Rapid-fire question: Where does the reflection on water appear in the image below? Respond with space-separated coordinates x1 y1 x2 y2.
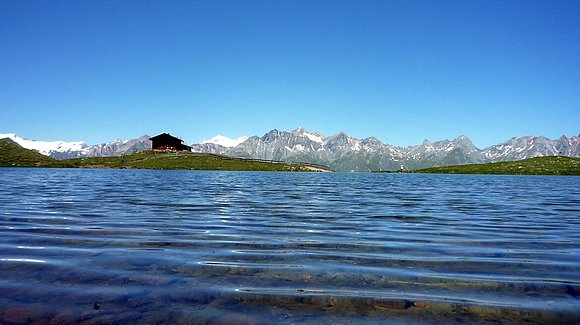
0 168 579 324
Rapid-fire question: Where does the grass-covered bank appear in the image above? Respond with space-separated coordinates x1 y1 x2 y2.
0 138 66 167
0 139 331 172
415 156 580 175
66 151 331 172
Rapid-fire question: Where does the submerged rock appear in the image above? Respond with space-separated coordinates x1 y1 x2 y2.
373 299 412 310
413 301 430 308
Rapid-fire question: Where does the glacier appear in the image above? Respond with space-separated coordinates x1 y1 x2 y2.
201 135 249 148
0 133 87 156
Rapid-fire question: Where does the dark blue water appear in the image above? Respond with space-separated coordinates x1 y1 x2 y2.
0 168 579 324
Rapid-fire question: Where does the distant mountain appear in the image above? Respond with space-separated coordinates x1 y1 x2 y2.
194 128 580 172
481 135 580 161
194 128 489 171
189 143 229 155
189 135 250 155
0 133 151 159
81 135 151 159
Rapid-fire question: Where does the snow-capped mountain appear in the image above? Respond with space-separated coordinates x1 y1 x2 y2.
194 128 490 171
191 128 580 171
189 143 228 155
81 135 152 159
482 135 580 161
0 133 151 159
189 135 250 155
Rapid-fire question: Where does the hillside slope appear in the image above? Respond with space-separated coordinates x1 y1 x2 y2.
416 156 580 175
0 138 62 167
0 142 330 172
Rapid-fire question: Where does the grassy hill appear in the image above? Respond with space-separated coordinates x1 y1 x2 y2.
0 138 64 167
64 151 331 171
415 156 580 175
0 140 331 172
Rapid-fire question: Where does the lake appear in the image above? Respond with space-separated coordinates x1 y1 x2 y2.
0 168 579 324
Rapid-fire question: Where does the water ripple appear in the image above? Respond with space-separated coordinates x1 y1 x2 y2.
0 168 579 324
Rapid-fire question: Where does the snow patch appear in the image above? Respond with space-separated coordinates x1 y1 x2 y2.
202 135 249 148
293 127 325 144
304 132 324 144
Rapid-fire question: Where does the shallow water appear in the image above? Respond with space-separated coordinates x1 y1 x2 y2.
0 168 579 324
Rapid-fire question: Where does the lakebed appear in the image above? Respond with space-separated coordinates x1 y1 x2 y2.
0 168 579 324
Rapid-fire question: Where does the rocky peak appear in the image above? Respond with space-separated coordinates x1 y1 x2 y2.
452 135 478 152
292 127 308 134
361 137 382 145
261 129 284 142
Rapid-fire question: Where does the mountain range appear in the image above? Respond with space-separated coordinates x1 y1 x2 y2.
0 133 152 160
194 128 580 171
2 129 579 172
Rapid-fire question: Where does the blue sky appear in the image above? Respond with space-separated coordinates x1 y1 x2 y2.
1 0 579 148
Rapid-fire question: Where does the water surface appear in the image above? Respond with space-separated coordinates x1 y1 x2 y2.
0 168 579 324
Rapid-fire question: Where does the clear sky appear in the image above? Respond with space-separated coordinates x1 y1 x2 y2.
1 0 579 148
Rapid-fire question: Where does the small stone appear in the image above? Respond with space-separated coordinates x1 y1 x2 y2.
374 299 411 310
414 301 430 308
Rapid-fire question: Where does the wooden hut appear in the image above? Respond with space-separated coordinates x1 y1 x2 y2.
150 133 192 152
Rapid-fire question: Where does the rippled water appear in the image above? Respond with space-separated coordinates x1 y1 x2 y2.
0 168 579 324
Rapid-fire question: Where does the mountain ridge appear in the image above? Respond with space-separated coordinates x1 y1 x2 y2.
195 128 580 171
0 133 152 159
2 129 579 171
